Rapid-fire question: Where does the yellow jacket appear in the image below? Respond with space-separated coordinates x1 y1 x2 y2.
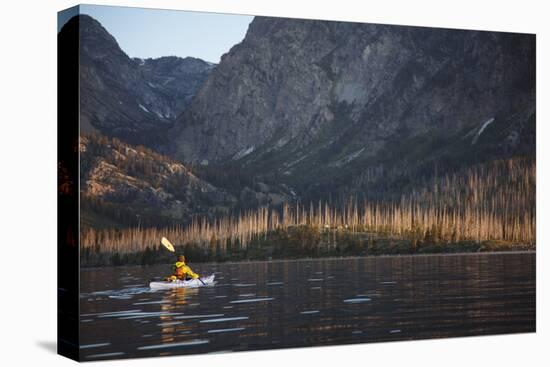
172 261 199 280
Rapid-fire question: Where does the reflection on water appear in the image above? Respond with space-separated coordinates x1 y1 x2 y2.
79 253 535 360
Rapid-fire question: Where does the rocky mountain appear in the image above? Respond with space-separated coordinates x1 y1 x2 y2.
170 17 535 200
61 14 535 226
79 133 293 228
79 133 236 228
135 56 215 118
73 15 214 146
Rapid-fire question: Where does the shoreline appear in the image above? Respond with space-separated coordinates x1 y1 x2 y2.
80 249 536 270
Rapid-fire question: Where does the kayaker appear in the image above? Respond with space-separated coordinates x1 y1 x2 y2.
166 255 199 281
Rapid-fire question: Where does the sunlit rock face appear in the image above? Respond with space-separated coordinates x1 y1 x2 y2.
79 134 236 227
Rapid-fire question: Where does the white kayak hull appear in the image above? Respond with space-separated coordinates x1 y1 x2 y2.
149 274 216 289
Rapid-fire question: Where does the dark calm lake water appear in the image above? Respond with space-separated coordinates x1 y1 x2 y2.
79 252 535 360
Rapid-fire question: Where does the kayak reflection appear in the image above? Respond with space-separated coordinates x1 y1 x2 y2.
157 287 199 346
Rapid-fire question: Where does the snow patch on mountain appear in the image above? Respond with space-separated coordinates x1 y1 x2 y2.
330 148 366 167
233 146 255 160
472 117 495 145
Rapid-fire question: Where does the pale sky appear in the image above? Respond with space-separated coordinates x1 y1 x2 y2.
58 4 254 64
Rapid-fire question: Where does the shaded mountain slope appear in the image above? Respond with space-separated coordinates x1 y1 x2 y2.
60 15 214 147
170 17 535 200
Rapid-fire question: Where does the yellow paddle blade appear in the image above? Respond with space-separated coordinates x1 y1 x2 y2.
161 237 175 252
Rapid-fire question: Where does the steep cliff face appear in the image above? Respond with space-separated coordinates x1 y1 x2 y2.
136 56 215 118
170 17 535 198
75 15 213 146
63 13 535 218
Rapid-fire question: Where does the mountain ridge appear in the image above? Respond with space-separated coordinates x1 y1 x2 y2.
64 13 535 228
69 14 215 147
168 16 535 200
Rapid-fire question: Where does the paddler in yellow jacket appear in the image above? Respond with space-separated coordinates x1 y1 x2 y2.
166 255 199 281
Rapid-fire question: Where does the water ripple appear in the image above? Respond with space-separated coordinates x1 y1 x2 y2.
343 298 371 303
137 339 210 350
230 297 274 304
207 327 245 333
200 316 249 323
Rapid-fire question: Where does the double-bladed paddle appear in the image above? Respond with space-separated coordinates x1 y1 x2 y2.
160 237 205 285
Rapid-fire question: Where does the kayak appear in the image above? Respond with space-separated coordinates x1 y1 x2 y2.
149 274 216 290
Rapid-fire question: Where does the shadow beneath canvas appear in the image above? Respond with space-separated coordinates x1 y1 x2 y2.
36 340 57 354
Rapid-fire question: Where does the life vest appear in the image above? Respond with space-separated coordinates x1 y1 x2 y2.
173 261 199 279
174 261 186 277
